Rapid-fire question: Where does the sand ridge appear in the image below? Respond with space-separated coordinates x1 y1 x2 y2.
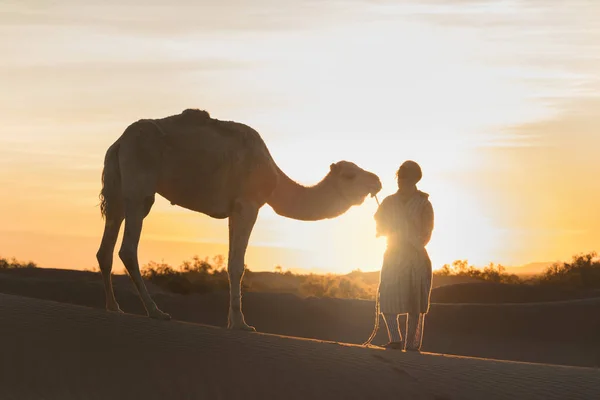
0 293 598 400
1 268 599 368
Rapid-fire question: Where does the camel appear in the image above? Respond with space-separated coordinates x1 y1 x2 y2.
96 108 382 331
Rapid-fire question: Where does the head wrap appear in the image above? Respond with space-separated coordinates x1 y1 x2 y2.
396 160 422 183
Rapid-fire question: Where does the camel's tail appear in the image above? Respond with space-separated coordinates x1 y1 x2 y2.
99 142 122 220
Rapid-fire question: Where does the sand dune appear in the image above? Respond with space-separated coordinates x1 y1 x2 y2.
431 281 600 304
1 268 600 368
1 293 599 400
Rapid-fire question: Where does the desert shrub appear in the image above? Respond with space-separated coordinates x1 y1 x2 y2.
141 255 233 295
299 273 376 300
0 257 38 269
535 252 600 290
435 260 520 284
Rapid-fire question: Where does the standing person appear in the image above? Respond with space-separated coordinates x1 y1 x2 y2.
365 160 434 351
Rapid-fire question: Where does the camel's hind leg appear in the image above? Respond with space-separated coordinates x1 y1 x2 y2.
119 196 171 320
96 211 124 313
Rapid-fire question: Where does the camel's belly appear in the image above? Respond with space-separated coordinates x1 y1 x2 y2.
156 166 236 218
156 155 275 218
152 123 277 216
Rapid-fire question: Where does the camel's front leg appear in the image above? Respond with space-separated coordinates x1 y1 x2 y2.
227 199 259 331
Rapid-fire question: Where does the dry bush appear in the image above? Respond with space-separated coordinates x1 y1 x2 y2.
141 255 232 295
434 260 521 284
0 257 38 269
299 273 376 300
535 252 600 290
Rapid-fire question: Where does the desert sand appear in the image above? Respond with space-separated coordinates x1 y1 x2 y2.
1 291 599 400
1 268 599 368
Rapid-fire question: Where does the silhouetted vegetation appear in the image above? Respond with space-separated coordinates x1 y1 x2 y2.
3 251 600 301
141 255 232 295
434 260 521 284
433 252 600 293
140 257 378 299
134 251 600 299
299 272 376 300
0 257 38 269
534 252 600 290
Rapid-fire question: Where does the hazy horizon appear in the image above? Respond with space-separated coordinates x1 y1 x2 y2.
1 1 599 273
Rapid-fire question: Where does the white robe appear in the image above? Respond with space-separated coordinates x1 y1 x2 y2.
375 190 434 315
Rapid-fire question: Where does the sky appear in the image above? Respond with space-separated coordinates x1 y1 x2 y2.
1 0 599 274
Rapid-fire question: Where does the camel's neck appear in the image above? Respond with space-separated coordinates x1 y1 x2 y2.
266 167 352 221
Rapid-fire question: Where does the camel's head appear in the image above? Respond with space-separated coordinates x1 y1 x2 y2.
329 161 382 206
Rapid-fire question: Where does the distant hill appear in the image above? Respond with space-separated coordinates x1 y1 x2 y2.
244 271 304 293
504 262 554 277
431 282 600 304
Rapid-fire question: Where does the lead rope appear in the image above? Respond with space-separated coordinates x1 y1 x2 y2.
373 193 380 206
362 285 381 346
363 193 382 346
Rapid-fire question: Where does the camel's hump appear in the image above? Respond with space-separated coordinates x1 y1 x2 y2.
181 108 211 119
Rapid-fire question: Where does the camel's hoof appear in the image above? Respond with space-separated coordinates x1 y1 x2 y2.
106 305 124 314
149 309 171 321
228 322 256 332
240 324 256 332
405 347 421 353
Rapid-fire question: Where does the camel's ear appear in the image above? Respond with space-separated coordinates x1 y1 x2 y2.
330 163 338 173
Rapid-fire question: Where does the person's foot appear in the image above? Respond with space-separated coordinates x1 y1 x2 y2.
382 341 404 350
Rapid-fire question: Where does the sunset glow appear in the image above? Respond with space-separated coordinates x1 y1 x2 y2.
1 1 599 273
